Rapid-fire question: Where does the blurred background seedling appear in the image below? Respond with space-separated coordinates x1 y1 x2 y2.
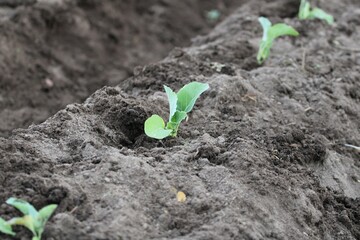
206 9 221 23
298 0 334 25
257 17 299 64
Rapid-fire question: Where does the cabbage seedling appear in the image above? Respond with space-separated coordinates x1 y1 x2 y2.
5 198 57 240
298 0 334 25
144 82 209 139
257 17 299 64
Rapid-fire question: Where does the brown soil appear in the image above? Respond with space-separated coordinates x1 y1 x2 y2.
0 0 244 137
0 0 359 239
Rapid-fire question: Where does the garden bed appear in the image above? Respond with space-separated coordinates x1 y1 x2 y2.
0 0 359 239
0 0 243 137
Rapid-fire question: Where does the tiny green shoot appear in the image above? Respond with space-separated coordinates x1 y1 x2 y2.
144 82 209 139
4 198 57 240
257 17 299 64
298 0 334 25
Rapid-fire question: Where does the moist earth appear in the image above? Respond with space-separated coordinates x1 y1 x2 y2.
0 0 360 239
0 0 244 137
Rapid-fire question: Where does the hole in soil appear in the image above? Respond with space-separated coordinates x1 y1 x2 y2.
105 106 148 146
89 88 149 147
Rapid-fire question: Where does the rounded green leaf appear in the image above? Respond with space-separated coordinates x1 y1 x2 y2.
268 23 299 40
144 115 172 139
176 82 209 113
0 217 16 236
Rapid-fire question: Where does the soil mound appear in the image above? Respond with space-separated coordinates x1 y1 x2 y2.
0 0 359 239
0 0 244 137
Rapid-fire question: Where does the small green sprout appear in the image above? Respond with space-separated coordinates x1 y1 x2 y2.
298 0 334 25
144 82 209 139
0 198 58 240
257 17 299 64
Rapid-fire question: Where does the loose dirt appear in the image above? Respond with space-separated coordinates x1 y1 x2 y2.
0 0 244 137
0 0 359 239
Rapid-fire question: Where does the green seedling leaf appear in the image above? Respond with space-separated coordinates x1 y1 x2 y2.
169 111 188 125
8 216 36 235
259 16 271 41
6 198 38 217
5 198 57 240
298 0 334 24
35 204 57 240
257 17 299 64
38 204 57 222
0 217 16 236
268 23 299 40
144 115 172 139
299 0 311 19
144 81 209 140
310 8 334 25
176 82 210 113
164 85 178 121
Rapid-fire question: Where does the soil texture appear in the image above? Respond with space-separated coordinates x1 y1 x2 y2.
0 0 244 137
0 0 359 239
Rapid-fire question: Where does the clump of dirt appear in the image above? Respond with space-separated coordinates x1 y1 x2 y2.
0 0 359 239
